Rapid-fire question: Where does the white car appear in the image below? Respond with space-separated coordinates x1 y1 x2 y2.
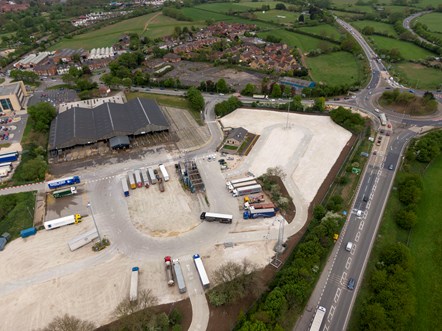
374 108 380 113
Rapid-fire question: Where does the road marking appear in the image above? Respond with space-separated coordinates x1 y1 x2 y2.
340 272 348 286
334 288 342 303
328 305 336 321
355 231 361 241
346 257 352 270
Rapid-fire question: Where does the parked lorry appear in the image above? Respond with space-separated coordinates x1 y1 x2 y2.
127 171 136 189
148 167 157 184
68 228 99 251
0 151 18 163
141 169 150 188
47 175 80 190
244 194 265 204
0 232 11 251
172 259 187 293
20 227 37 238
0 162 12 171
130 267 139 302
193 254 210 288
121 179 129 197
159 164 169 181
228 180 258 192
244 202 275 210
232 184 262 197
44 214 82 230
0 166 10 177
243 208 276 219
226 176 255 189
310 306 327 331
52 186 77 199
200 212 233 224
134 169 143 188
164 256 175 286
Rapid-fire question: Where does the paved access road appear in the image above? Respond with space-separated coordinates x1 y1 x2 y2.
403 11 437 46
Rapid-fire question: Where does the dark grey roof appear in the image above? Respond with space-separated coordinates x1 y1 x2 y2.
227 127 248 141
49 97 169 150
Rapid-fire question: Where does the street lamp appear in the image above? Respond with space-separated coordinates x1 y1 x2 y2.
87 202 102 242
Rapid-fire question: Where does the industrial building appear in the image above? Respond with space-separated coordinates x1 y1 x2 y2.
279 77 316 89
48 97 169 153
0 81 28 113
13 52 52 69
88 47 114 60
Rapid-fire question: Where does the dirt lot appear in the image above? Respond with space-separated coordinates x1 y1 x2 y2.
161 61 265 92
127 165 202 237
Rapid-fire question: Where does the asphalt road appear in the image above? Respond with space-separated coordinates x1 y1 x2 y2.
403 11 436 46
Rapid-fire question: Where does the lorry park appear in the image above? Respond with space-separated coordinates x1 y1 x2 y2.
0 106 353 329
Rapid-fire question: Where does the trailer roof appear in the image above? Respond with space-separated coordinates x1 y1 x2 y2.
204 212 233 219
193 256 210 286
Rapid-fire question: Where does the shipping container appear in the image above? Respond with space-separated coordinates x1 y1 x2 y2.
20 227 37 238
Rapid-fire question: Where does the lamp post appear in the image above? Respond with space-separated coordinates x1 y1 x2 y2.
87 202 102 242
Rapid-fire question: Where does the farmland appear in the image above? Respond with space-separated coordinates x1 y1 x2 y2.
253 10 300 23
51 13 202 50
258 29 335 51
297 24 343 41
192 1 281 13
394 63 442 90
370 35 435 60
350 20 398 37
417 12 442 34
307 51 362 86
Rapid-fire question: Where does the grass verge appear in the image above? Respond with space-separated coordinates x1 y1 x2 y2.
0 191 36 239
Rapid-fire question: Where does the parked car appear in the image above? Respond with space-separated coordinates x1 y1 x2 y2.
388 164 394 170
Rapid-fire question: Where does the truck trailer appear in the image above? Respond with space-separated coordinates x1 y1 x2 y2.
134 169 143 188
127 171 136 189
0 162 12 171
193 254 210 289
0 151 18 163
244 194 265 204
244 202 275 210
310 306 327 331
130 267 139 302
47 176 80 190
164 256 175 286
68 228 99 251
200 212 233 224
141 169 150 188
44 214 82 230
172 259 187 293
0 165 10 177
121 179 129 197
225 176 255 188
232 184 262 197
379 113 387 126
159 164 169 181
228 180 258 192
148 168 157 184
52 186 77 199
243 208 276 219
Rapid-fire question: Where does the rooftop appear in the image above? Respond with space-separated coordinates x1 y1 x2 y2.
0 82 21 96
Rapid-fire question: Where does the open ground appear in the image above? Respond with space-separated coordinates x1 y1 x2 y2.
0 108 351 329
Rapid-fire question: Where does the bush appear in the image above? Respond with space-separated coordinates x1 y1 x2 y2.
214 96 242 117
330 106 366 134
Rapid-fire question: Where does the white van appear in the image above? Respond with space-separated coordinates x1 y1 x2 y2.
346 242 353 252
356 210 362 217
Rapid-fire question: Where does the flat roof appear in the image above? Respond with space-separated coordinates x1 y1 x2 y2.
0 82 20 96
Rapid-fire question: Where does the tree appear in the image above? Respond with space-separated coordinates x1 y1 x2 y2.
121 77 132 88
275 3 286 10
270 84 282 98
241 83 256 96
395 208 417 230
359 303 389 331
27 102 56 133
187 87 205 112
113 289 158 319
362 26 375 35
379 242 412 271
38 314 95 331
312 97 325 112
283 85 291 97
298 14 305 22
216 78 229 93
18 157 47 181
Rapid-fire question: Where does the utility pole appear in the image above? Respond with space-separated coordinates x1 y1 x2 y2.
286 99 290 129
87 202 102 242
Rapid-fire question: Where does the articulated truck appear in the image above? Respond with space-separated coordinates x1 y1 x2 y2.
310 306 327 331
200 212 233 224
244 202 275 210
47 176 80 190
172 259 187 293
164 256 175 286
44 214 82 230
232 184 262 197
130 267 139 302
159 164 169 181
134 169 143 188
243 208 276 219
225 176 255 189
52 186 77 199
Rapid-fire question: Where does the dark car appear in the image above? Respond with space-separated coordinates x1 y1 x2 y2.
363 196 368 202
347 278 356 290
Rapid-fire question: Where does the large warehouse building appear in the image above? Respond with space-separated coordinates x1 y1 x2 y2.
48 97 169 153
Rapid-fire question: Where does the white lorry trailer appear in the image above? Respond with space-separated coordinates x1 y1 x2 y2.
225 176 255 189
310 306 327 331
130 267 139 302
232 184 262 197
44 214 82 230
148 167 157 184
159 164 169 181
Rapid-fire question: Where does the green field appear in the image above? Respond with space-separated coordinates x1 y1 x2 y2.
193 1 281 13
394 63 442 90
418 12 442 33
409 154 442 330
51 13 202 50
253 9 300 23
297 24 343 41
351 20 398 37
307 51 362 85
370 35 435 60
331 10 365 19
0 192 36 239
258 29 335 51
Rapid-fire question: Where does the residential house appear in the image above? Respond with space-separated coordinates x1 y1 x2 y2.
225 127 248 147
